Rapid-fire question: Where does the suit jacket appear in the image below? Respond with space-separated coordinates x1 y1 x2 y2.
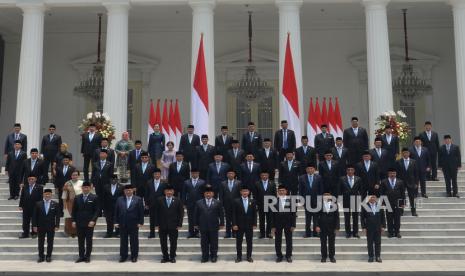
4 133 27 155
22 158 46 185
215 134 233 156
270 198 297 229
232 197 257 229
179 133 201 162
19 184 43 212
295 146 317 171
134 162 156 188
369 148 390 176
81 132 102 157
193 198 225 232
331 146 349 171
219 179 241 210
355 161 380 194
274 129 296 152
54 165 76 189
381 134 399 165
409 146 431 173
339 175 363 207
72 193 100 228
102 183 124 212
206 162 231 193
241 132 262 155
32 200 60 231
314 133 335 159
183 178 206 209
318 160 341 193
225 148 245 177
439 144 462 170
127 149 144 172
5 150 27 177
380 178 405 208
147 133 165 160
315 202 340 232
396 159 419 189
144 179 166 209
154 196 184 230
256 148 279 175
40 134 62 160
168 161 190 195
194 144 215 172
93 147 116 164
91 160 114 190
298 174 323 207
343 127 369 162
255 180 277 208
419 131 440 155
239 162 261 195
279 160 301 193
361 203 386 230
114 195 145 229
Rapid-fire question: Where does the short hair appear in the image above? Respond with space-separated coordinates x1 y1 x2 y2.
201 134 208 139
320 124 327 128
351 117 358 121
301 136 308 140
49 124 56 129
221 126 228 130
444 134 452 139
248 122 255 126
135 140 142 145
14 123 21 128
335 137 343 141
30 148 39 153
187 124 195 129
281 120 288 124
175 151 184 156
425 121 432 125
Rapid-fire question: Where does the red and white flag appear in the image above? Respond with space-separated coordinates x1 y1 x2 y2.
168 100 176 143
321 97 328 129
328 98 337 134
281 33 302 146
147 99 156 141
334 97 344 138
161 99 170 144
314 98 322 134
307 98 317 147
174 99 182 150
191 34 209 137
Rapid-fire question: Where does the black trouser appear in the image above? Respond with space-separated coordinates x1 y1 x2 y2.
386 207 401 235
8 174 21 198
224 206 233 236
43 156 54 178
443 167 458 195
407 187 417 212
104 209 118 235
120 227 139 258
83 155 92 182
77 226 94 258
159 229 178 260
187 207 198 236
320 229 335 259
304 210 317 236
419 171 427 196
22 209 35 236
258 207 272 237
274 226 292 258
200 229 218 259
427 151 438 180
56 186 64 216
236 228 253 258
38 229 55 258
149 208 156 236
344 210 359 235
366 227 381 258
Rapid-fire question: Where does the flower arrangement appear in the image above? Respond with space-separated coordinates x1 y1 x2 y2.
375 110 411 143
79 112 116 143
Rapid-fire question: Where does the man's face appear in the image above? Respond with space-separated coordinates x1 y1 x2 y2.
101 140 109 148
204 191 213 199
201 138 208 144
362 154 371 161
28 177 37 184
227 172 235 179
245 154 254 162
124 188 134 197
402 151 410 158
176 154 184 162
277 188 287 196
388 171 396 178
368 195 377 203
346 168 355 176
221 129 228 135
414 140 422 147
154 124 160 132
63 158 70 165
153 172 161 179
336 140 343 147
374 141 382 148
191 172 200 179
385 128 392 135
286 153 294 160
351 120 359 128
141 156 149 163
30 152 38 159
302 139 308 146
248 125 255 132
14 126 21 133
164 189 174 197
43 192 52 201
187 127 194 134
425 124 432 131
100 152 107 160
89 126 96 132
135 143 142 150
111 178 118 184
445 138 452 144
281 122 288 129
232 143 239 149
263 141 271 148
82 186 92 194
306 167 315 174
14 143 22 150
260 173 269 181
49 127 55 134
324 153 332 161
240 189 250 198
321 127 327 133
214 155 222 162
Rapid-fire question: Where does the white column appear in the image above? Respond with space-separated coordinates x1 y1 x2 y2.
451 0 465 162
103 1 129 140
189 0 216 140
276 0 304 146
15 2 45 150
363 0 394 142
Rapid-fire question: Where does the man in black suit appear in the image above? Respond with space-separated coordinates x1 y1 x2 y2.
114 184 145 263
232 185 257 263
194 184 225 263
133 152 155 198
241 122 262 156
225 140 244 178
381 125 400 169
410 136 431 198
91 149 114 198
179 124 201 165
183 168 205 238
332 137 349 174
81 123 103 181
195 135 215 180
356 150 380 198
271 184 296 263
145 168 166 238
396 148 419 216
32 188 60 263
318 150 341 195
219 169 241 238
72 182 100 263
340 165 363 238
255 171 276 239
53 154 75 215
22 148 46 186
154 184 184 263
168 151 190 197
19 174 43 238
239 152 261 196
215 126 233 157
439 135 462 197
298 164 323 238
5 140 27 200
257 138 279 181
40 124 62 175
102 174 124 238
315 192 339 263
4 123 27 157
380 168 405 238
295 136 317 173
315 124 335 162
92 138 116 164
361 194 385 263
127 140 143 186
419 121 440 181
370 137 390 181
206 152 230 197
343 117 369 165
279 150 301 195
274 120 296 161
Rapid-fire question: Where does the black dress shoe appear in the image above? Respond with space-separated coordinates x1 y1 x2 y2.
433 178 439 181
411 211 418 216
448 193 453 197
148 233 155 239
170 258 176 263
330 257 336 263
345 233 351 238
131 257 137 263
321 258 327 263
37 257 45 263
376 257 382 263
235 257 242 263
104 233 112 238
211 257 217 263
119 257 127 263
455 194 460 198
422 194 428 198
368 257 374 263
396 233 402 238
161 258 169 263
313 232 320 238
201 258 208 263
45 256 52 263
75 258 85 263
85 257 90 263
247 257 253 263
224 234 232 238
14 196 19 200
266 235 273 239
353 234 360 239
286 257 292 263
276 256 283 263
7 197 13 200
